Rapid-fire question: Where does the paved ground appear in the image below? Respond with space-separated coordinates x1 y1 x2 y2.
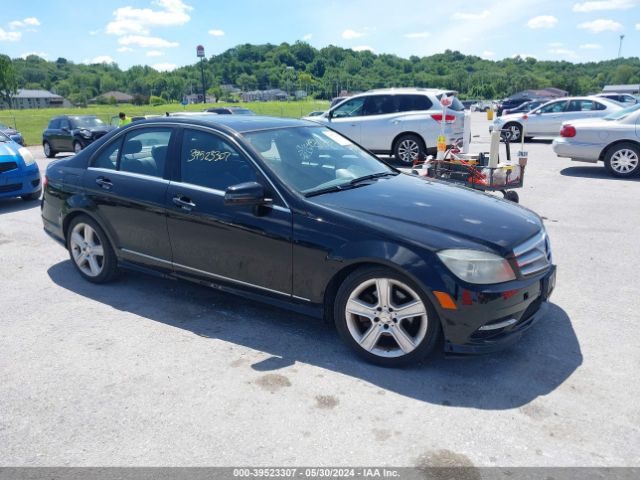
1 112 639 467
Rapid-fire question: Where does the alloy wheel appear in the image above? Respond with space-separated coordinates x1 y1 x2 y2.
344 277 429 358
610 148 639 174
44 142 51 156
506 124 521 142
69 223 105 277
397 139 420 164
74 142 82 154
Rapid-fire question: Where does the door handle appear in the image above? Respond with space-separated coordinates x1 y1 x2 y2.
172 195 196 211
95 177 113 190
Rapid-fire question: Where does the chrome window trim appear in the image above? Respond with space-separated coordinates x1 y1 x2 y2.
87 167 171 184
121 248 303 300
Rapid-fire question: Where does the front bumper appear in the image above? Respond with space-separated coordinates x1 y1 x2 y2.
0 163 41 199
432 265 556 354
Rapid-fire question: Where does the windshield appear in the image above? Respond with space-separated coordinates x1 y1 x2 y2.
243 126 395 195
70 116 105 128
603 103 640 121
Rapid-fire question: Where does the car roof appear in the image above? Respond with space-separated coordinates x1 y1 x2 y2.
134 114 315 134
358 87 457 96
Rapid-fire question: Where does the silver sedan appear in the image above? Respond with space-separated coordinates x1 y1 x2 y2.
491 96 622 142
552 104 640 177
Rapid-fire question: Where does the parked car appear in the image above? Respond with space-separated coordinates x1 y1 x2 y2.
305 88 467 164
43 115 114 158
0 122 25 146
596 93 639 106
41 115 555 367
0 131 41 201
461 100 478 110
330 96 348 107
552 103 640 178
306 111 325 117
502 99 548 116
491 96 622 142
205 107 255 115
471 101 492 112
496 97 532 116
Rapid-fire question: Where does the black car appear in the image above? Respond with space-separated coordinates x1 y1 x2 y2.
205 107 255 115
502 99 548 116
497 98 532 116
0 122 25 145
42 115 114 158
41 115 556 367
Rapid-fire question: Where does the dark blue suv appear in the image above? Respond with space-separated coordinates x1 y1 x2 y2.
42 115 113 158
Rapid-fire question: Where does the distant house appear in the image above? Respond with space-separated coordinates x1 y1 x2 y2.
511 88 568 100
240 89 288 102
602 84 640 94
3 89 72 109
89 91 134 104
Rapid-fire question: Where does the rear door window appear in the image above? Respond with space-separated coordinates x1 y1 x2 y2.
363 95 396 116
91 139 122 171
398 95 432 112
539 101 568 113
119 128 172 178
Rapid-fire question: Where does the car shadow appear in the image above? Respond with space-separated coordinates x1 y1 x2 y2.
525 138 553 144
0 196 40 214
47 261 582 410
560 165 640 181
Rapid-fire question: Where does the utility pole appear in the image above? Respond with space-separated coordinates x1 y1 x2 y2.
618 35 625 58
197 45 206 103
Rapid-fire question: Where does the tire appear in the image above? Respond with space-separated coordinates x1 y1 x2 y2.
394 134 426 165
334 266 441 367
604 142 640 178
67 215 119 284
502 123 522 142
73 141 83 154
21 188 42 201
43 141 56 158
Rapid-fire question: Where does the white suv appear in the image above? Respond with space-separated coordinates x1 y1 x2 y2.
306 88 467 164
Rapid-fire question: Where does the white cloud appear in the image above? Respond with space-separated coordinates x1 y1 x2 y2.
89 29 101 36
580 43 603 48
152 62 177 71
548 42 564 47
106 0 192 36
482 50 496 58
146 50 163 57
573 0 636 12
404 31 430 38
302 34 312 41
342 29 364 39
118 35 179 48
549 48 578 58
21 52 48 59
10 17 40 29
352 45 374 52
636 22 640 30
527 15 558 28
0 28 21 41
208 29 224 36
452 10 490 20
117 47 134 52
578 18 623 32
85 55 115 64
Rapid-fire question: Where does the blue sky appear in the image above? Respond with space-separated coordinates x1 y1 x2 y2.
1 0 639 71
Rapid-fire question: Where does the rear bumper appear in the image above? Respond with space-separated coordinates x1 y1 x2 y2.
434 265 556 355
551 138 600 162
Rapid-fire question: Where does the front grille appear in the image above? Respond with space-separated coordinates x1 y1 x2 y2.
0 162 18 174
513 230 552 277
0 183 22 193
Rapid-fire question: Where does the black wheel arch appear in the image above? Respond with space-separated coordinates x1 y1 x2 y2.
391 131 428 154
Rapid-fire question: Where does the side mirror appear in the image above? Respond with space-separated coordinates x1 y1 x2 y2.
224 181 271 207
327 110 333 122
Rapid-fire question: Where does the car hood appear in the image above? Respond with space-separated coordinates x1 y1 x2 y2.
308 173 542 253
0 142 21 159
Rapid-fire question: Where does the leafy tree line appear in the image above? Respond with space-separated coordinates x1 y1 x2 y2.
2 43 640 106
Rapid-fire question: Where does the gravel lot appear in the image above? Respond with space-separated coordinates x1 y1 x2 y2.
1 112 638 467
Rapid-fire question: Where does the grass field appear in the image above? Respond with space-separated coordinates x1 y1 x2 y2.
0 100 330 146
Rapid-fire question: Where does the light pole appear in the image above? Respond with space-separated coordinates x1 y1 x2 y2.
197 44 206 103
618 35 625 58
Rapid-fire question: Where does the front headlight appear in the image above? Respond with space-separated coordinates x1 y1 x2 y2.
18 147 35 166
79 129 92 139
437 249 516 284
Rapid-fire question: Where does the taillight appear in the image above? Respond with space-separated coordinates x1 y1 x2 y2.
560 125 576 138
431 114 456 123
43 175 48 188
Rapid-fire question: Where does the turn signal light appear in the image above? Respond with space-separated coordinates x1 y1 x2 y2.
431 114 456 123
560 125 576 138
433 291 458 310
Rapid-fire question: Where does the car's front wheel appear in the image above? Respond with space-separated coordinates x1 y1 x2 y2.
73 141 83 154
334 267 441 367
604 142 640 178
67 215 119 283
394 134 425 165
43 141 56 158
502 122 522 142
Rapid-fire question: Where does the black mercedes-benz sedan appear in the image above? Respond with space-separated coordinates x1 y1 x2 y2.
41 115 556 367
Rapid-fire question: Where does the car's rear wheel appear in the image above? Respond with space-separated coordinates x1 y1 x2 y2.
604 143 640 178
43 141 56 158
73 141 83 154
334 266 441 367
394 134 425 165
67 216 119 283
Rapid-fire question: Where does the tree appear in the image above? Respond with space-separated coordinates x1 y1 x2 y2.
0 55 18 108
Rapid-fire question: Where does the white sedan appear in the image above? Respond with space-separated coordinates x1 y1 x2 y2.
552 104 640 178
491 96 622 142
